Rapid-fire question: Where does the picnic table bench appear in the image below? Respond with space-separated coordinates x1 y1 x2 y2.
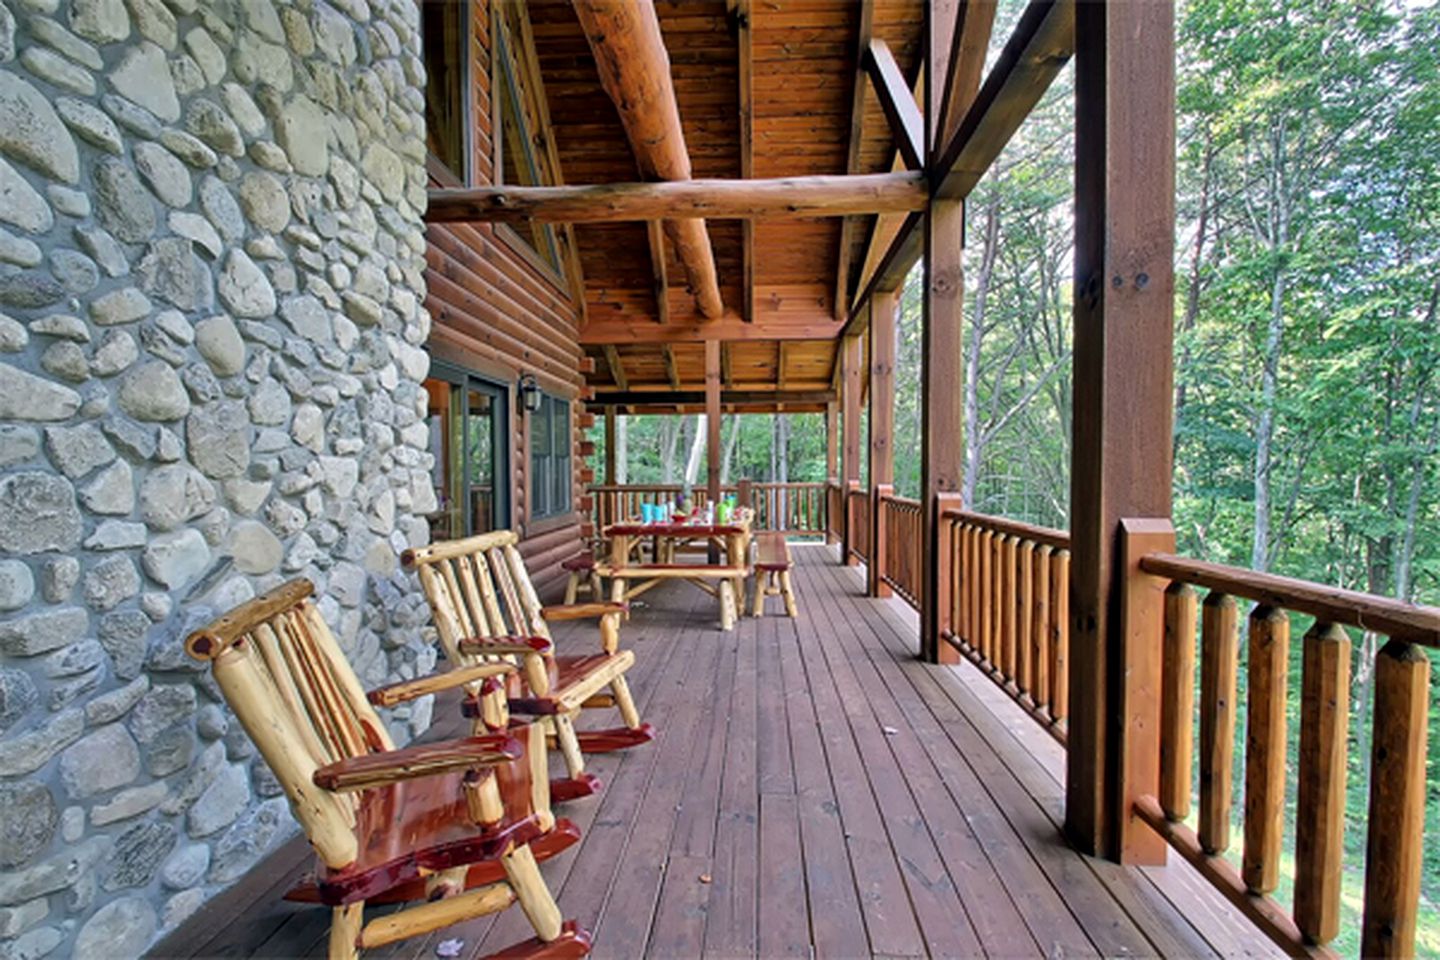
601 511 753 630
751 531 797 618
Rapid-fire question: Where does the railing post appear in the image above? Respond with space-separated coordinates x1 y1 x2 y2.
1116 518 1173 865
842 480 861 567
932 492 964 664
738 478 753 523
870 484 893 598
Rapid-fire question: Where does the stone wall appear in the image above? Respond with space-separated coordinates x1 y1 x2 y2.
0 0 438 955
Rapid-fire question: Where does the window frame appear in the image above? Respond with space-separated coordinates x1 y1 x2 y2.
529 391 573 522
490 1 567 285
427 361 511 537
421 0 473 187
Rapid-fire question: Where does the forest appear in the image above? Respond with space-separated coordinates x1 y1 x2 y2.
588 0 1440 949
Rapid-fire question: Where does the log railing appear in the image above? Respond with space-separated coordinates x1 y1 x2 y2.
1129 548 1438 959
748 482 828 537
938 508 1071 739
845 486 870 564
589 484 736 531
877 494 924 610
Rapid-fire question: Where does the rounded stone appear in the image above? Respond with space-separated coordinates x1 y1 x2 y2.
0 156 54 235
238 171 290 233
138 237 213 311
142 527 211 590
198 175 245 243
186 99 244 157
274 94 329 176
194 315 245 375
217 248 275 318
134 141 193 208
73 897 156 959
104 821 177 891
187 400 251 478
70 0 132 44
0 781 57 868
128 683 196 744
160 842 209 890
94 158 157 244
187 762 250 838
117 361 190 422
0 71 80 184
58 722 141 799
108 40 179 122
139 463 216 531
227 520 282 574
0 363 81 422
0 472 82 554
0 558 35 611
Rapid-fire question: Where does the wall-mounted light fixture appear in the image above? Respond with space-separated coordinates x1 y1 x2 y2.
519 373 542 413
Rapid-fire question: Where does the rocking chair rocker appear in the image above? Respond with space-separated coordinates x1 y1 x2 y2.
185 579 591 959
403 530 655 803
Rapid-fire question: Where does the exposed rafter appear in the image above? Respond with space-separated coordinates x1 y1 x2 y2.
647 220 670 325
731 0 754 322
425 173 929 224
662 344 681 390
603 344 628 390
935 0 999 154
572 0 725 319
863 39 923 170
833 0 878 321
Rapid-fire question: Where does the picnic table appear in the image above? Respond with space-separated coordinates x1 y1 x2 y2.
599 508 753 630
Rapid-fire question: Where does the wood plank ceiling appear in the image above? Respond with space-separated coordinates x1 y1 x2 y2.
526 0 924 409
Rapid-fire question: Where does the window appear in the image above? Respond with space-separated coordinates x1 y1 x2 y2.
422 1 469 183
530 392 572 520
424 365 508 539
492 4 562 273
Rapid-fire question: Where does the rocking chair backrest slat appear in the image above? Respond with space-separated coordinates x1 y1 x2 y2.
186 579 393 870
403 531 555 662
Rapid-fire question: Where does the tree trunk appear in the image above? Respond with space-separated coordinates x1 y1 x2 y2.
962 197 1000 505
615 414 628 484
1175 128 1215 458
683 414 705 486
1395 277 1440 602
1251 117 1290 574
660 416 681 482
720 414 741 483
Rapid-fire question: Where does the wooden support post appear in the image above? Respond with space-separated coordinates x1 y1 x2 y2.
1116 518 1173 865
825 401 838 544
920 199 965 662
705 339 722 563
1065 0 1175 860
870 484 893 598
604 406 617 486
841 333 863 567
869 290 896 490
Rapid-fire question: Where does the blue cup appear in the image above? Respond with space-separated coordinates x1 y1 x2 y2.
641 503 655 523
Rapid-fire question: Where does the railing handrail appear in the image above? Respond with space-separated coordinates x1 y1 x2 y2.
879 493 923 509
1140 552 1440 646
942 508 1071 552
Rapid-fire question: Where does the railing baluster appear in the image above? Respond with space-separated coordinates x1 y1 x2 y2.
1361 639 1430 958
1000 534 1017 682
1295 621 1350 946
1016 539 1034 698
1049 549 1068 723
1160 582 1196 821
979 528 994 663
1198 591 1237 854
1032 543 1051 713
1243 605 1288 894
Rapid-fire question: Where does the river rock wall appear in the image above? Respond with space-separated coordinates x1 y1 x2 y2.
0 0 437 954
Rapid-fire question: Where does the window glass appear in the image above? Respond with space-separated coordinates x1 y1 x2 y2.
422 1 468 182
424 368 507 539
530 392 572 520
493 7 562 272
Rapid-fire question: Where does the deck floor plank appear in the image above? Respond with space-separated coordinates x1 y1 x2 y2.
153 544 1282 960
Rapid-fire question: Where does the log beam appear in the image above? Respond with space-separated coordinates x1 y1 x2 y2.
592 388 835 407
426 173 931 225
833 0 878 320
647 221 670 325
572 0 724 318
662 344 681 390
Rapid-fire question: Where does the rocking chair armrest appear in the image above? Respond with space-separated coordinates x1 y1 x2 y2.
540 602 628 622
313 734 523 792
456 636 554 658
366 662 517 708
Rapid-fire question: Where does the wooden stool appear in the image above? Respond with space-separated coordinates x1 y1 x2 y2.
751 532 797 618
561 553 603 605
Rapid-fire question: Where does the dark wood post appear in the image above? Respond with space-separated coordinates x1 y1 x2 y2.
933 491 963 662
920 197 965 662
825 401 838 544
841 333 863 566
604 405 617 486
1066 0 1176 860
870 483 893 598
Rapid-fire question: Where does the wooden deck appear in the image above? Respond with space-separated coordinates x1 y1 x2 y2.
153 545 1277 959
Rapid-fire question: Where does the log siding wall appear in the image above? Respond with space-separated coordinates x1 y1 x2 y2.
424 0 588 598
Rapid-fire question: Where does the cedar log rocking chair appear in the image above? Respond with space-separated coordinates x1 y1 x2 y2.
185 579 591 959
403 530 655 803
